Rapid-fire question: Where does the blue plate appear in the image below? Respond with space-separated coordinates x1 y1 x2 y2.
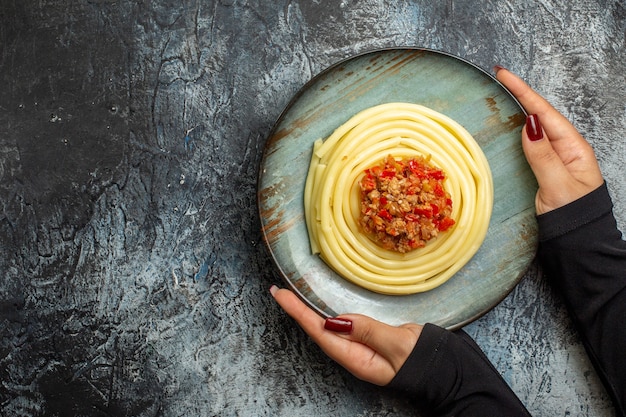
258 48 537 329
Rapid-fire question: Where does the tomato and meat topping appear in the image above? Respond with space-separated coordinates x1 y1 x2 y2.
358 154 455 253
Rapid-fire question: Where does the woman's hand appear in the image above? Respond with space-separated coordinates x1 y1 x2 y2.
270 286 422 386
495 68 604 214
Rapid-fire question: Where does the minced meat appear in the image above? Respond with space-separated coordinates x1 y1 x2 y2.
358 154 455 253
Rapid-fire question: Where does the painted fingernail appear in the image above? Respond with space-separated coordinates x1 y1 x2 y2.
526 114 544 141
493 65 506 74
324 317 353 333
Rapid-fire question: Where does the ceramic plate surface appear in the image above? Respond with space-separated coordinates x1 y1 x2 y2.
258 48 537 329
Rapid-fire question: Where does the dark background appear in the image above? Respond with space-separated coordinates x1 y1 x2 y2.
1 1 624 416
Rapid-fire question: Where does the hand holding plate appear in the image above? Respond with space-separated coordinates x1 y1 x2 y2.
270 286 422 385
495 68 604 214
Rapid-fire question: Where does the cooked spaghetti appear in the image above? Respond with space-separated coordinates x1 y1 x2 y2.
304 102 493 294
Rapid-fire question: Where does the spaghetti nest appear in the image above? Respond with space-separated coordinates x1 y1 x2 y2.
304 102 493 295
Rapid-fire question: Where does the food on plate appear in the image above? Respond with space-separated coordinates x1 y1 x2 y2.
304 102 493 294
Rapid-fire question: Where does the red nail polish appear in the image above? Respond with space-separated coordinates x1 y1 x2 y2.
526 114 544 141
324 317 353 333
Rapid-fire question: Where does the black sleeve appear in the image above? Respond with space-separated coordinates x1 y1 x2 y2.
388 323 531 416
537 182 626 417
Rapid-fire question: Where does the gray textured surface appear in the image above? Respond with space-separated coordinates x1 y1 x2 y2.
0 1 624 416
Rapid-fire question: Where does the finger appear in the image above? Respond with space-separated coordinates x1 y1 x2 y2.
270 286 421 367
495 68 581 142
335 314 422 372
270 285 326 339
520 114 571 191
270 286 359 356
